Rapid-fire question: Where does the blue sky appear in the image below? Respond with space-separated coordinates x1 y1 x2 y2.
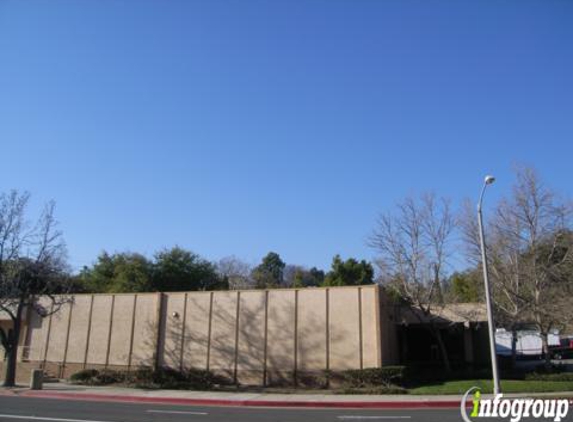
1 1 572 272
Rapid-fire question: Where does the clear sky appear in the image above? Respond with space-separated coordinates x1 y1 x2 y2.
1 1 572 272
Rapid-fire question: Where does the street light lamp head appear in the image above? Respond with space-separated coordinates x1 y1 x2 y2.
484 175 496 185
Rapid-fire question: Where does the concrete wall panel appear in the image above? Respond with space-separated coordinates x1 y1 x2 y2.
361 287 380 368
25 300 51 362
266 290 295 383
108 295 135 366
86 295 113 365
45 300 71 362
208 291 238 374
131 294 159 367
329 288 361 370
297 289 327 371
236 291 266 384
182 293 211 370
160 293 186 368
65 295 93 364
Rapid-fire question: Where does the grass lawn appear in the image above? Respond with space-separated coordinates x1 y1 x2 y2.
409 379 573 395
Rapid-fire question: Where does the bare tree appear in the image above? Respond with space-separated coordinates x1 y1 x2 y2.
0 191 70 386
460 194 530 366
282 264 300 288
217 256 254 290
370 193 455 372
495 167 572 366
461 166 573 367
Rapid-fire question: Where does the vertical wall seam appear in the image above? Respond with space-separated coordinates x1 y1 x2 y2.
20 297 35 361
61 300 74 378
233 291 241 384
206 292 214 371
358 287 364 370
42 303 55 368
83 295 94 369
293 289 298 386
262 290 269 386
104 295 116 369
374 285 382 367
154 293 165 371
179 293 188 371
127 294 138 371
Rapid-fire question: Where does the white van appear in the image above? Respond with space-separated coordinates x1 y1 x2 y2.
495 328 560 357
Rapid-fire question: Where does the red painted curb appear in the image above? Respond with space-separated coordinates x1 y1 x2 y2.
12 391 469 409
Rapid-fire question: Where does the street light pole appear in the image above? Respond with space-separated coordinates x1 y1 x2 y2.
477 175 501 395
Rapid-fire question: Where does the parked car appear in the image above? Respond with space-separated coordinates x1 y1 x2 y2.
550 337 573 360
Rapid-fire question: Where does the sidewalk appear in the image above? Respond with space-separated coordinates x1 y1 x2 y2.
1 383 573 409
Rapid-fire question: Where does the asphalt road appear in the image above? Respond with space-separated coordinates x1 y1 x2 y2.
0 396 564 422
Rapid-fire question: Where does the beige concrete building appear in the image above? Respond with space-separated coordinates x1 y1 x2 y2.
0 285 488 384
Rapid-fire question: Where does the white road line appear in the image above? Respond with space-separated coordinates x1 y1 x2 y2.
337 417 412 420
0 414 113 422
146 410 208 415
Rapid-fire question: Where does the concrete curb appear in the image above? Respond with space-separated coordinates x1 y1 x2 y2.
4 389 572 410
3 390 469 409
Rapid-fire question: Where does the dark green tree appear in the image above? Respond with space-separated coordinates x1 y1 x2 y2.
153 246 226 291
448 270 482 302
78 252 114 292
79 247 226 293
252 252 285 289
78 252 153 293
322 255 374 286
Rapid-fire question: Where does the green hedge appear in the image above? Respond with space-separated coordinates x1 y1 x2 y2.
69 369 101 384
69 369 125 385
343 366 406 387
336 385 408 395
69 367 232 389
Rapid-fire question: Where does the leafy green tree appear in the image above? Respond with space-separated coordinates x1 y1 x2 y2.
78 253 113 292
323 255 374 286
113 254 153 292
252 252 285 289
80 247 226 293
79 252 153 293
153 246 226 291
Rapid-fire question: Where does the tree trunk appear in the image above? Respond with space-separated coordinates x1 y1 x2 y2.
540 332 551 370
511 328 518 370
434 327 452 373
2 302 23 387
3 345 18 387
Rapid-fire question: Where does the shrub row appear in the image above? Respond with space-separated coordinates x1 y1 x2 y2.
336 385 407 395
70 366 408 391
342 366 406 388
69 367 232 390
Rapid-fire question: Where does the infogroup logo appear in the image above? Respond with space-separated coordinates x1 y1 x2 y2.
460 387 570 422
